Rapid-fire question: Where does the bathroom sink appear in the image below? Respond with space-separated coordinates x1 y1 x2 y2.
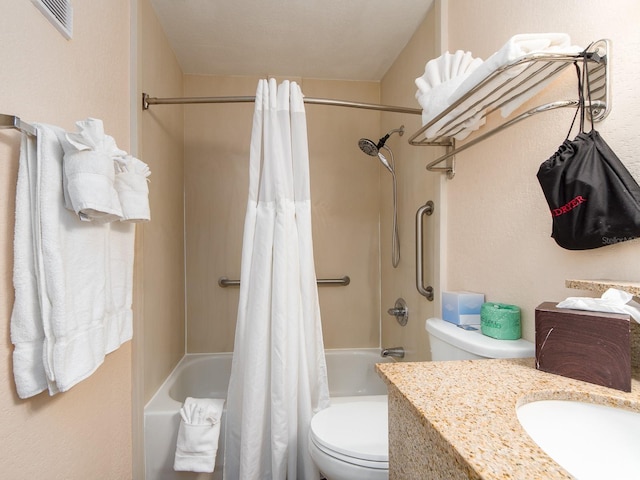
516 399 640 480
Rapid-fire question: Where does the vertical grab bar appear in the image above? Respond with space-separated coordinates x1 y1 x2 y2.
416 201 434 301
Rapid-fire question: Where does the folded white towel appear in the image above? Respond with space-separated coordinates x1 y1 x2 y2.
415 50 484 140
114 155 151 222
419 34 582 141
10 123 135 398
60 118 125 223
449 33 583 125
10 132 49 398
174 397 225 473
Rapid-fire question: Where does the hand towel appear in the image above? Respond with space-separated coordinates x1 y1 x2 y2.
60 118 125 223
114 155 151 222
174 397 225 473
415 50 484 140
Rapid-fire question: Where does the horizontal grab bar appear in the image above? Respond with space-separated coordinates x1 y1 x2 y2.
218 275 351 288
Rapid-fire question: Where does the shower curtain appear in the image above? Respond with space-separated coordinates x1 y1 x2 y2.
223 79 330 480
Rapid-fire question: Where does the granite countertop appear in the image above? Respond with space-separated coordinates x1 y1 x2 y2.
566 279 640 296
376 358 640 479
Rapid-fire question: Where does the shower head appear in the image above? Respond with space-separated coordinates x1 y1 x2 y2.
358 125 404 174
358 138 380 157
357 125 405 158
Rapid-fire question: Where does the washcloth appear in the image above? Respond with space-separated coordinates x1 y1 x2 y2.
415 50 484 140
60 118 125 223
10 123 135 398
114 155 151 222
174 397 226 473
557 288 640 323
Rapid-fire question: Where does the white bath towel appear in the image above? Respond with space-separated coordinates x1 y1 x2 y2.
448 33 582 132
415 50 484 140
419 34 582 141
10 123 135 398
174 397 225 473
114 155 151 222
10 132 50 398
60 118 125 223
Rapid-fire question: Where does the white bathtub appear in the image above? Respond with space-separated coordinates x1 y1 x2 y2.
144 348 391 480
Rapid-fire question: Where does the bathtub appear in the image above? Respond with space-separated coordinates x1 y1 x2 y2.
144 348 391 480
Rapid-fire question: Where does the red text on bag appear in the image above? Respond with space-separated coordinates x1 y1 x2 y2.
551 195 587 217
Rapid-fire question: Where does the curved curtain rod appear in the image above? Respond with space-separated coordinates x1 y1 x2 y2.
142 93 422 116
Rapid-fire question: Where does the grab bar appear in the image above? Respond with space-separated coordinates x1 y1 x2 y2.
415 201 434 301
218 275 351 288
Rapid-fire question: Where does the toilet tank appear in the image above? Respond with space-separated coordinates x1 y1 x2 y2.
425 318 534 360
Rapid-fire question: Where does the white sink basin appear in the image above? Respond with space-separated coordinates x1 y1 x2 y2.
517 400 640 480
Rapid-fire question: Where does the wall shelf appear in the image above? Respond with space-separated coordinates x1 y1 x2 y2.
409 39 610 178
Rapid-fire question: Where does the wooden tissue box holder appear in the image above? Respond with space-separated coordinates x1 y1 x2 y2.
535 302 631 392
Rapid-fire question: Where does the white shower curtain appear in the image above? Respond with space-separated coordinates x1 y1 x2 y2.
223 79 330 480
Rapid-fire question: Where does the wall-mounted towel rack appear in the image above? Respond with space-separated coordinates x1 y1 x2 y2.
0 114 37 136
218 275 350 288
408 39 610 178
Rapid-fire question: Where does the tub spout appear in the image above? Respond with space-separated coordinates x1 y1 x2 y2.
381 347 405 359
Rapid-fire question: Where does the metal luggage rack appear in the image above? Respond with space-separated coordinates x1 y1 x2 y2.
408 39 610 178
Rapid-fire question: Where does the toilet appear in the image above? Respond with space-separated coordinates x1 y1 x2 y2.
308 317 535 480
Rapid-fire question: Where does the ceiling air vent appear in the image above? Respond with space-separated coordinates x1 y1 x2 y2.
32 0 73 39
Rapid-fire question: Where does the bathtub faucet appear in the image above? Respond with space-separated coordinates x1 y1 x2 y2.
381 347 405 359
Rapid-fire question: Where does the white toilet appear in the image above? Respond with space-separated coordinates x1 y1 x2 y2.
308 317 535 480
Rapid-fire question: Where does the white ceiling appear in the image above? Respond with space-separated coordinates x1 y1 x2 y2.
149 0 434 81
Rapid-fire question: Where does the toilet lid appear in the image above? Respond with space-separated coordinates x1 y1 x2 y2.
310 399 388 463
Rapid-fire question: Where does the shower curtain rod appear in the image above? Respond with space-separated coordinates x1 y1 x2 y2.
142 93 422 115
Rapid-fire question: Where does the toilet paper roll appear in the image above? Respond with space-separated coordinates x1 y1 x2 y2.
480 302 521 340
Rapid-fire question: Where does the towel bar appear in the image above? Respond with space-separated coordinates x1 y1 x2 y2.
0 113 36 136
218 275 350 288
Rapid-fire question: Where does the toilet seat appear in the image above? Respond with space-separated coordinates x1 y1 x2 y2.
309 397 388 470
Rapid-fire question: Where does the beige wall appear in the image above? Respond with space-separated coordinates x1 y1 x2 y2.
380 8 440 361
184 75 382 352
0 1 132 478
444 0 640 342
138 0 186 405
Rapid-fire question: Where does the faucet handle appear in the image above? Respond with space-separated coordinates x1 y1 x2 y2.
387 298 408 326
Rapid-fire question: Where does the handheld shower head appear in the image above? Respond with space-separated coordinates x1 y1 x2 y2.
358 138 379 157
357 128 403 268
358 125 404 176
357 125 405 158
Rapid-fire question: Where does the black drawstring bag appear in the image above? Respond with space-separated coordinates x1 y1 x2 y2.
536 56 640 250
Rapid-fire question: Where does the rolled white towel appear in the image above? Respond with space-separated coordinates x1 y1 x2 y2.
114 155 151 222
60 118 126 223
174 397 225 473
414 50 484 140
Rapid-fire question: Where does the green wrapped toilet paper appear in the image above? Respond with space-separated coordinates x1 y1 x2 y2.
480 302 521 340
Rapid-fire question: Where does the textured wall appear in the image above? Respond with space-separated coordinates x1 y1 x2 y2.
445 0 640 341
138 0 186 405
380 9 440 361
0 1 132 478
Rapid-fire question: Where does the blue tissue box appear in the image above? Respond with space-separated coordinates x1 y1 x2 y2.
442 291 485 325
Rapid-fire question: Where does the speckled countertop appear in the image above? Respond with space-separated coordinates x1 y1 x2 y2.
376 358 640 479
566 279 640 296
